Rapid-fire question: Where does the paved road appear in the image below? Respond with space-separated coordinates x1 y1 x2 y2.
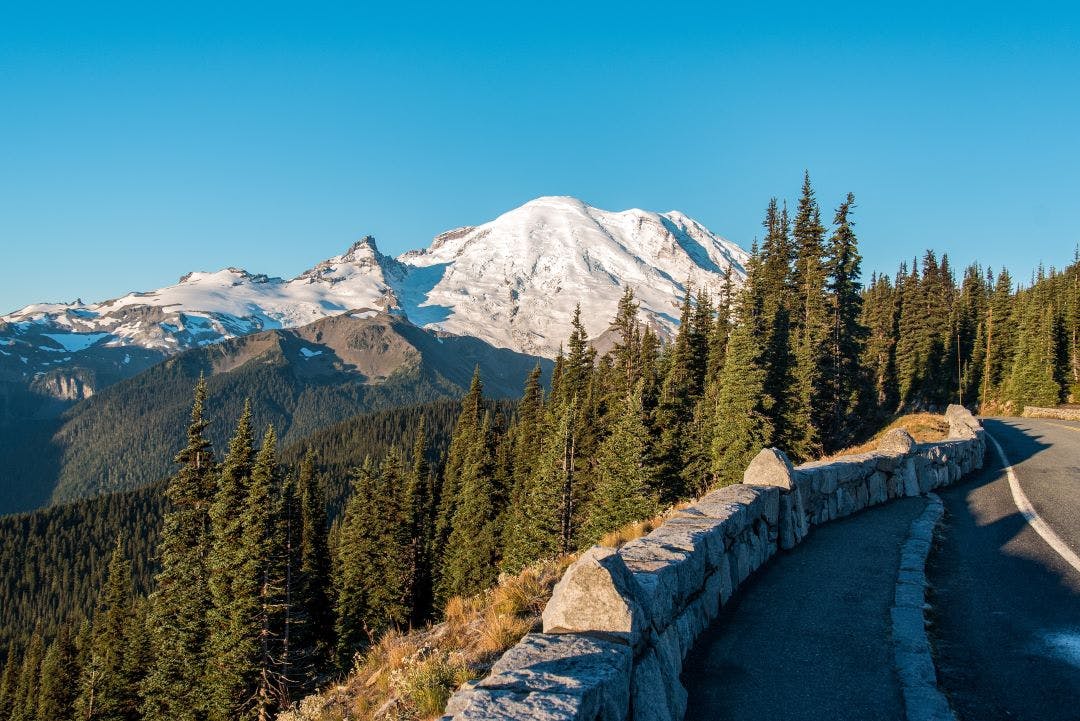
930 417 1080 721
682 496 928 721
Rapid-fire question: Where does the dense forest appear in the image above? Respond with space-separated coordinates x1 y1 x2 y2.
1 176 1077 721
0 400 476 675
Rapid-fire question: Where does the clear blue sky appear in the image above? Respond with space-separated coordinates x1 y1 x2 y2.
2 1 1078 313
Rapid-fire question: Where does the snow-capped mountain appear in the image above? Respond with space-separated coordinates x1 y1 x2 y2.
1 196 748 400
396 196 748 356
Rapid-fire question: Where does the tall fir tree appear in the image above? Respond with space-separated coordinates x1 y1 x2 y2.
205 406 259 721
143 377 216 721
790 173 831 454
121 599 152 721
981 268 1016 407
245 427 289 721
433 368 485 585
76 540 137 721
1005 297 1063 410
440 412 500 600
654 287 701 500
581 388 660 545
404 419 435 626
37 625 80 721
756 199 808 457
0 649 19 721
710 288 774 486
333 457 380 670
500 407 566 573
611 288 644 399
292 450 333 690
823 193 866 449
10 627 44 721
365 449 412 637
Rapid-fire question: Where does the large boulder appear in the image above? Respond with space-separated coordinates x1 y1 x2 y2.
742 448 795 490
743 448 808 550
878 428 916 455
945 404 980 438
543 546 648 648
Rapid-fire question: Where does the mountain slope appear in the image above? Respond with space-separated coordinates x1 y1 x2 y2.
395 196 748 356
1 197 747 410
3 312 549 510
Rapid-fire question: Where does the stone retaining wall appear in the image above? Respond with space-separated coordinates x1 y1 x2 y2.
441 406 986 721
1022 405 1080 421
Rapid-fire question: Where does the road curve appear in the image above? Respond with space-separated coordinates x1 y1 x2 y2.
929 417 1080 721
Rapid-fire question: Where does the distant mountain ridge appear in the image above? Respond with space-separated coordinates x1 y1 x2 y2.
1 196 748 408
3 311 550 512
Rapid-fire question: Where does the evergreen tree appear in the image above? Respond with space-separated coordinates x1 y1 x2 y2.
333 458 380 670
611 287 644 399
791 173 831 453
500 410 566 573
823 193 866 448
433 369 485 579
37 626 80 721
895 260 923 407
981 268 1016 407
956 264 988 404
205 405 258 721
364 449 411 637
11 628 43 721
245 427 289 721
511 365 545 486
121 599 152 721
76 541 136 721
501 365 561 574
581 389 660 545
1006 297 1063 410
706 266 735 385
440 412 500 599
0 649 18 721
756 199 807 457
859 272 900 415
710 292 774 486
291 450 333 691
143 378 216 721
404 420 434 626
654 287 700 500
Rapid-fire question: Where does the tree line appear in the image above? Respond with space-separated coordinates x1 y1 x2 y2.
861 249 1078 413
2 174 1077 720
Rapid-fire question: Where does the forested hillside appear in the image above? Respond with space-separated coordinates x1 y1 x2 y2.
0 312 547 515
0 399 478 670
1 177 1076 721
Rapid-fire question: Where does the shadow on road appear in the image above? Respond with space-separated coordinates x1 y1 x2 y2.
980 417 1051 465
929 428 1080 721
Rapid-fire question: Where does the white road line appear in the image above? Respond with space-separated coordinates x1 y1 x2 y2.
987 431 1080 575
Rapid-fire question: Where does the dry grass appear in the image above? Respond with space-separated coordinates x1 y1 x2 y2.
596 503 687 548
278 557 573 721
279 503 686 721
823 413 949 459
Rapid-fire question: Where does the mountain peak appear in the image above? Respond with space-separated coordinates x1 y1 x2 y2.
1 198 749 383
390 196 750 356
341 235 381 261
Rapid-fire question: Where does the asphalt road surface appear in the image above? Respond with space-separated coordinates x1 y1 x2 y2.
682 496 928 721
930 417 1080 721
